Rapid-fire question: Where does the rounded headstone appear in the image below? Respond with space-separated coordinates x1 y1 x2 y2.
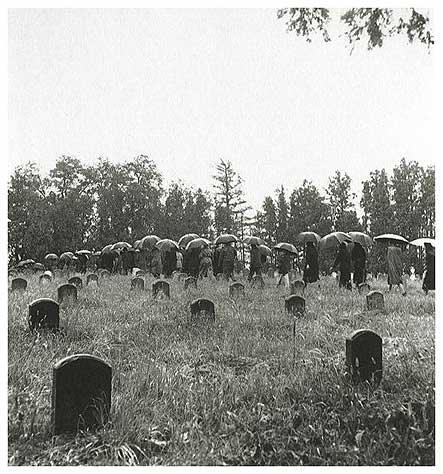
28 298 60 331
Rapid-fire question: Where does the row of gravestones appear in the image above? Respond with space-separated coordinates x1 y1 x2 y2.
49 328 382 435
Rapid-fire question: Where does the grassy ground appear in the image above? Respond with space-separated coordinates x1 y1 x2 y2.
8 271 434 466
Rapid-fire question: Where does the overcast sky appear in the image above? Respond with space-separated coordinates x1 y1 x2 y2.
9 8 435 212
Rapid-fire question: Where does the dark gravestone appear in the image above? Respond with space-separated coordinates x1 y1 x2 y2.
68 277 83 289
58 284 78 304
366 291 385 311
251 274 265 289
131 277 145 290
39 274 52 285
100 269 111 279
28 298 60 331
52 354 112 434
86 273 99 286
11 277 27 291
285 295 306 317
346 329 382 384
184 276 197 290
229 282 245 299
190 298 215 322
152 280 170 299
358 283 370 295
267 267 274 278
290 279 305 297
135 270 146 278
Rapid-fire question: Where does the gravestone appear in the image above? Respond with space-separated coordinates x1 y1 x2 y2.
366 291 385 311
358 282 370 295
190 298 215 322
267 267 274 278
251 274 265 289
131 277 145 290
28 298 60 331
11 277 27 291
135 270 146 278
152 280 170 299
39 274 52 285
58 284 78 304
229 282 245 299
346 329 382 384
184 276 197 290
177 273 188 282
100 269 111 279
68 276 83 289
285 295 306 317
290 279 305 296
86 273 99 286
52 354 112 434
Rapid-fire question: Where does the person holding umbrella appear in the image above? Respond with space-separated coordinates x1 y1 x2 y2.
387 243 407 295
151 247 162 278
219 242 237 281
276 249 292 287
331 242 352 290
303 241 319 286
351 242 367 287
422 242 435 295
248 243 262 282
199 243 213 279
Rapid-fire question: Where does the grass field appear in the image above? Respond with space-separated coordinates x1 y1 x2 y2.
8 271 434 466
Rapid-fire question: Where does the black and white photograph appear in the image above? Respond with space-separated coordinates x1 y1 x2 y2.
7 4 437 467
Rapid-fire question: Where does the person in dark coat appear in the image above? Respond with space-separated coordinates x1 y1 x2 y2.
422 243 435 295
351 242 366 287
121 248 135 275
303 242 319 285
184 247 200 277
101 251 114 272
332 242 352 290
198 244 212 279
248 244 262 282
162 248 177 278
76 253 88 274
219 242 237 281
151 247 162 278
213 245 222 277
387 244 406 295
277 249 292 287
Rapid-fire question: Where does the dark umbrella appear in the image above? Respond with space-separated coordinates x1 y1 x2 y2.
133 239 142 250
214 234 238 245
258 244 272 257
185 238 211 251
33 263 45 271
44 253 58 261
156 239 179 251
274 242 297 254
243 236 264 246
178 233 200 248
76 250 92 256
101 244 113 254
17 259 35 268
60 252 75 260
319 232 352 250
374 234 409 245
112 242 132 251
141 235 161 249
296 232 321 246
348 231 373 249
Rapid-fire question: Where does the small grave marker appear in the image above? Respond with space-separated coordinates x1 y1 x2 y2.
131 277 145 290
52 354 111 434
290 279 305 296
285 295 305 317
86 273 99 286
366 291 385 311
229 282 245 299
152 280 170 299
11 277 27 291
190 298 215 322
68 276 83 289
184 276 197 290
251 274 265 289
346 329 382 384
58 284 78 304
28 298 59 331
358 283 370 295
39 274 52 285
100 269 111 279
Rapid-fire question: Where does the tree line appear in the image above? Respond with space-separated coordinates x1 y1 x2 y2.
8 156 434 273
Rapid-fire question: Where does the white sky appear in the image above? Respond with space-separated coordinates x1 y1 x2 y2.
8 8 435 212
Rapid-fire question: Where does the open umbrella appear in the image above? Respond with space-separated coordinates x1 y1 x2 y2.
319 232 352 250
156 239 179 251
76 249 92 256
259 244 272 257
101 244 114 254
374 234 409 245
178 233 200 248
133 239 142 250
112 242 132 251
348 231 373 249
296 232 321 246
274 242 297 254
60 252 75 260
185 237 211 251
141 235 161 249
243 236 264 246
214 234 238 245
33 263 45 271
17 259 35 268
44 253 58 261
410 238 435 248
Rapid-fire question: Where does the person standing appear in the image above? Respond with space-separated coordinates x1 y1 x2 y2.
248 243 262 282
198 244 213 279
332 242 352 290
351 242 367 287
150 247 162 278
422 242 435 295
387 244 407 295
303 241 319 285
276 249 292 287
219 242 237 281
